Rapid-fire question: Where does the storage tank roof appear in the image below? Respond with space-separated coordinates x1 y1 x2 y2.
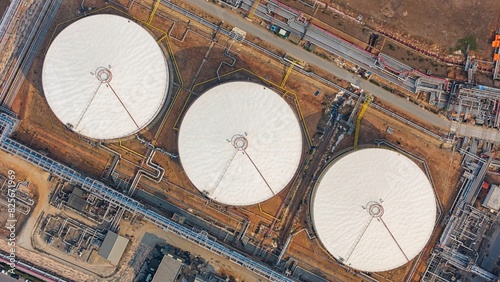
42 14 169 140
179 82 303 206
311 148 436 272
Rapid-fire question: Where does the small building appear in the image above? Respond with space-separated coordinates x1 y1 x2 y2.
482 184 500 211
270 25 290 38
288 32 301 44
98 231 129 265
304 41 316 51
151 255 183 282
67 187 86 212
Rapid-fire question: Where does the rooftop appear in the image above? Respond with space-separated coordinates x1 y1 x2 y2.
98 231 129 265
152 255 183 282
482 184 500 211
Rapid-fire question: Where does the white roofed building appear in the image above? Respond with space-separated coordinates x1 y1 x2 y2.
483 184 500 211
98 231 129 265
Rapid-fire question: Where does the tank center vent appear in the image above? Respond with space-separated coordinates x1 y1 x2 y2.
231 134 248 151
366 201 384 218
95 66 112 83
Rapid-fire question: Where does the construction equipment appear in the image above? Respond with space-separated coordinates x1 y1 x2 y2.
353 94 372 150
147 0 161 24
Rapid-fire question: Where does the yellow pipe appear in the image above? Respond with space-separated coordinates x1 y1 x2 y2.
152 87 182 144
247 0 260 19
285 92 313 145
47 4 189 147
147 0 161 24
118 139 145 158
259 203 280 221
280 62 295 87
157 34 168 43
162 31 184 86
48 2 313 151
154 26 186 141
353 95 372 150
173 92 192 131
47 5 170 55
191 68 245 90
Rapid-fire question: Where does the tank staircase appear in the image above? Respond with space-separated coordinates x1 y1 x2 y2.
343 215 374 263
207 148 239 196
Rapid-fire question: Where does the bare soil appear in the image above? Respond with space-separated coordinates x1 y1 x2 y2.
337 0 499 55
282 0 500 59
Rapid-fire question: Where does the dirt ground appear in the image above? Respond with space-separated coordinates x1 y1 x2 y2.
120 222 266 282
0 150 52 249
0 148 268 282
9 0 115 179
333 0 499 55
282 0 500 58
345 108 461 280
132 0 334 249
4 1 307 280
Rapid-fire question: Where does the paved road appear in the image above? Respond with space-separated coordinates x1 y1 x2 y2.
0 274 19 282
183 0 450 130
0 273 18 282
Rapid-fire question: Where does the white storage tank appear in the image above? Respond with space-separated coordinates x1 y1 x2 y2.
42 14 170 140
311 148 436 272
179 81 303 206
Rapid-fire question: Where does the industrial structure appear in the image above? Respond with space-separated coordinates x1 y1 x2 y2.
42 14 170 140
3 0 500 280
493 29 500 80
151 255 183 282
450 84 500 127
422 147 498 281
0 111 295 282
98 231 129 265
178 81 303 206
311 148 436 272
482 184 500 211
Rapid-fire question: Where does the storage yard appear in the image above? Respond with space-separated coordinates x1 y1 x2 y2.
0 0 499 282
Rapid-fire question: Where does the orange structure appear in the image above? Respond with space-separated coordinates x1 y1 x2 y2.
493 34 500 61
